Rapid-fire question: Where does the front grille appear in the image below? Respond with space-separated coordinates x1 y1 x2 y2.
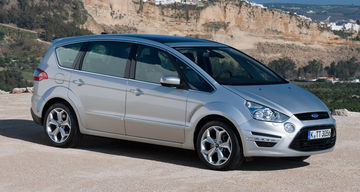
295 112 329 121
289 125 336 152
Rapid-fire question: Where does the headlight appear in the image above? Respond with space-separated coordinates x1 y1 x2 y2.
245 101 289 123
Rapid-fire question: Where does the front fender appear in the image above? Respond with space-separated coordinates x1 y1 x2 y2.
183 101 250 149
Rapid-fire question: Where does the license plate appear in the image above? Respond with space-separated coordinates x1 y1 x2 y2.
308 129 331 140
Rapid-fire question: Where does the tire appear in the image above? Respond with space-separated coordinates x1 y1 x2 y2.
196 120 244 170
283 156 310 162
43 102 81 148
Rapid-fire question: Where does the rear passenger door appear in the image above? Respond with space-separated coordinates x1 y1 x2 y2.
125 45 189 143
68 41 132 135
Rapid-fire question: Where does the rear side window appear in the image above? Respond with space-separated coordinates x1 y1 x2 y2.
56 43 83 68
81 41 131 78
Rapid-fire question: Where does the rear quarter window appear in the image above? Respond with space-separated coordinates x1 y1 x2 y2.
55 43 83 68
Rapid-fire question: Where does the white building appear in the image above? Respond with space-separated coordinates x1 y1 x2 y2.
243 0 266 8
344 23 360 32
149 0 266 7
153 0 200 5
329 22 360 32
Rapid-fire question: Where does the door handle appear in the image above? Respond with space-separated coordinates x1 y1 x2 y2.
73 79 85 86
129 88 143 96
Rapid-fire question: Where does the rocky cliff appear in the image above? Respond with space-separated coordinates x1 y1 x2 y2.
81 0 360 66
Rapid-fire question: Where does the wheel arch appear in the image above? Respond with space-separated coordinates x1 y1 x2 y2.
41 97 78 126
193 114 243 151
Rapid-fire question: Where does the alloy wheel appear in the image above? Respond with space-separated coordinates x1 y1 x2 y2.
200 126 232 166
46 108 71 143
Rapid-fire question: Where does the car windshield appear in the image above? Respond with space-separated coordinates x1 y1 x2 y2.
175 47 287 85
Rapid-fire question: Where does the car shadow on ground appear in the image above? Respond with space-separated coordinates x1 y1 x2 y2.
0 119 309 171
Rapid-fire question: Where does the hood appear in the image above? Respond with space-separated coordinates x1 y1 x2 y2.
224 83 329 115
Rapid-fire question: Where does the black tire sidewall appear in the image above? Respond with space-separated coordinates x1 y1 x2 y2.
196 120 243 170
43 103 79 148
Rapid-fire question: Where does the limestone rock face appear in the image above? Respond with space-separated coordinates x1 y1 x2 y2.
26 87 33 93
11 87 33 94
12 88 27 94
333 109 350 116
81 0 360 67
0 89 10 94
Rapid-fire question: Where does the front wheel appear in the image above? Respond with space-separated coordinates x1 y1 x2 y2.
196 120 244 170
43 103 80 147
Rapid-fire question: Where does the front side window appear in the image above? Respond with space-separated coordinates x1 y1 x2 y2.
56 43 83 68
176 47 287 85
175 59 214 92
135 45 179 84
81 41 131 78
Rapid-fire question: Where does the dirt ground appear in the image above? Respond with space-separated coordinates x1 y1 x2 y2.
0 93 359 192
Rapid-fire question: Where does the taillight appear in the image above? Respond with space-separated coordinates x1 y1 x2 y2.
33 68 48 81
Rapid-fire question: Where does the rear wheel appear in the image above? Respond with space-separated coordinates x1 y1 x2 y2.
196 120 244 170
43 103 80 147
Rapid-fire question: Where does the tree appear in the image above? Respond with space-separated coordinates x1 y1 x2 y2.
326 58 360 80
300 59 324 79
268 57 297 79
0 0 93 41
326 62 336 77
0 31 4 40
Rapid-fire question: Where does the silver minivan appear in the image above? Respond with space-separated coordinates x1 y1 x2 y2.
31 34 336 170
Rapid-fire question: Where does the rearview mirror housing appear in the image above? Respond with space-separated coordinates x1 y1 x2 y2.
160 76 181 88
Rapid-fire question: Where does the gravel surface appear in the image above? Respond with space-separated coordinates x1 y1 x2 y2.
0 93 359 192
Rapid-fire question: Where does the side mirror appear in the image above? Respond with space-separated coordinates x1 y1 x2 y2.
160 76 181 88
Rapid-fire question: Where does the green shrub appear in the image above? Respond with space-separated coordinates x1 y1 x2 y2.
332 30 353 39
0 69 32 91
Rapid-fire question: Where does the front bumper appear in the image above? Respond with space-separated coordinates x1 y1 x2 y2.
240 115 336 157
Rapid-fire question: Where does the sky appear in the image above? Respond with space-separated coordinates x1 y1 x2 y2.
251 0 360 6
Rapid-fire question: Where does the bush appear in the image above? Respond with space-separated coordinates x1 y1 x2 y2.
0 69 32 91
353 33 360 41
332 30 354 39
